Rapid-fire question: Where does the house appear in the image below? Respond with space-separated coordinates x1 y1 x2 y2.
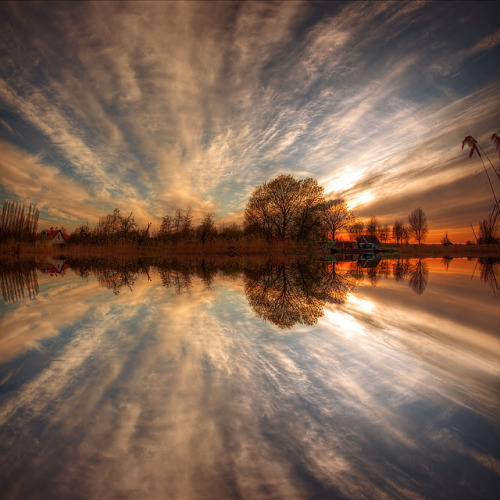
357 235 381 250
40 227 69 245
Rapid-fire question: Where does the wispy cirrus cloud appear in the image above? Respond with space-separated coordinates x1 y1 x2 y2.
0 1 499 238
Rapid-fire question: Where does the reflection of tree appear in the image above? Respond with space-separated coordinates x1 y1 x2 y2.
96 267 138 294
478 257 499 297
322 263 357 305
409 259 429 295
244 262 324 329
0 261 39 303
244 261 357 329
159 267 193 294
441 256 453 271
392 259 410 282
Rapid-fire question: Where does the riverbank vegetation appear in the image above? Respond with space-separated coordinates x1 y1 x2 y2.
1 164 499 259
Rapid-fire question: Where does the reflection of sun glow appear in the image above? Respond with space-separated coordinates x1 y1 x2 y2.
347 295 375 313
320 308 368 338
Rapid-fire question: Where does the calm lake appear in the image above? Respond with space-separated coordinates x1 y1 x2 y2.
0 257 499 499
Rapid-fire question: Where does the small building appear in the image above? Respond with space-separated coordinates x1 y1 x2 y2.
357 235 381 250
40 227 69 246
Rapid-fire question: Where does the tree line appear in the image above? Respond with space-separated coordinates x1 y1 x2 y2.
63 174 431 247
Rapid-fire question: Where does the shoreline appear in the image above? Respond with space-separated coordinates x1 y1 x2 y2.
1 242 500 262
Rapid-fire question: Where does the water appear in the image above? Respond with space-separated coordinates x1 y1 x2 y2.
0 257 499 499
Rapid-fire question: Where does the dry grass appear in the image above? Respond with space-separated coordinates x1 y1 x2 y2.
0 239 321 261
2 241 500 262
393 243 500 258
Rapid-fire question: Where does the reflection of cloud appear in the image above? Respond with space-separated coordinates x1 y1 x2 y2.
0 260 499 499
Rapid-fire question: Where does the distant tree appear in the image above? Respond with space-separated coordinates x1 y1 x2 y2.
378 224 390 243
96 209 137 239
320 199 354 241
440 232 452 245
196 213 217 244
402 226 410 245
244 174 325 242
366 216 380 237
219 223 243 241
392 220 406 244
158 215 173 241
348 219 364 240
1 200 39 242
408 207 429 244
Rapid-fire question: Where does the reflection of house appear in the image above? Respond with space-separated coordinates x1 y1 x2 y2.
40 227 69 245
335 241 359 251
40 261 69 276
357 235 381 249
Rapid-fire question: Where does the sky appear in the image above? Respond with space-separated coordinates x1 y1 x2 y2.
0 1 499 242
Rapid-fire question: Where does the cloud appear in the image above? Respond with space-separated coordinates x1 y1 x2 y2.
0 1 499 238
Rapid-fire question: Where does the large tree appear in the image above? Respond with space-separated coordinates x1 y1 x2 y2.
408 207 429 244
320 199 354 241
244 174 325 241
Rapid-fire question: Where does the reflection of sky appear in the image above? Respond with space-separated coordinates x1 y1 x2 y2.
0 260 499 499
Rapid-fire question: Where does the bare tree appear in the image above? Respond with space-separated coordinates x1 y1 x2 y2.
244 174 325 242
378 224 390 243
1 200 39 242
408 207 429 244
392 220 406 244
366 216 380 236
196 213 217 244
348 220 364 240
320 199 354 241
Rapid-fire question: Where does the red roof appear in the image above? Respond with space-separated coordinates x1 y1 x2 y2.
41 229 69 240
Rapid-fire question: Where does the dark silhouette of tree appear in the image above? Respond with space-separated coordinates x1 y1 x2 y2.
441 232 452 245
408 208 429 244
1 200 39 242
293 178 325 242
196 213 217 244
96 209 137 239
409 259 429 295
378 224 390 244
366 216 380 237
158 214 173 242
320 199 354 241
244 174 325 242
348 219 364 240
392 220 406 244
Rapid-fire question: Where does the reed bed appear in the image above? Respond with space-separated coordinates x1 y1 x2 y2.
395 244 500 258
0 239 321 260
